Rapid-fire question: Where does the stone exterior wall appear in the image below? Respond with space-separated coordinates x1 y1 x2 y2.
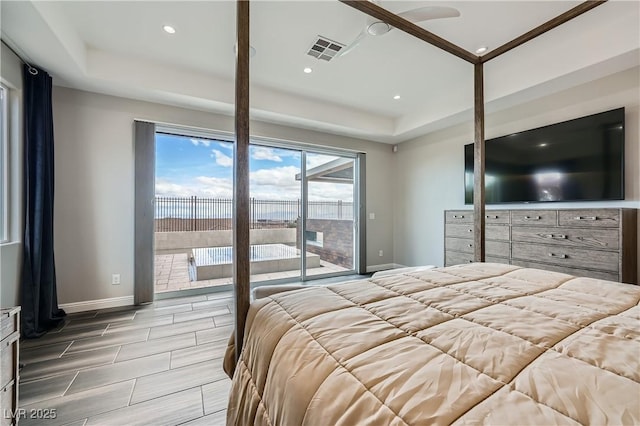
298 219 353 269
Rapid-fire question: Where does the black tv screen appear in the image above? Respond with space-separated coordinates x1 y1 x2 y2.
465 108 625 204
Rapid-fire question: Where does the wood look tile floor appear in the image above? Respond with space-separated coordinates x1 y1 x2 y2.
18 292 234 426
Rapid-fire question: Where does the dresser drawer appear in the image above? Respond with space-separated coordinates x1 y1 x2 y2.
511 210 557 226
484 210 510 224
512 243 619 272
445 211 473 223
445 224 474 238
445 250 472 266
512 226 619 250
487 241 510 258
511 260 619 282
446 237 474 253
445 210 510 224
1 379 17 426
0 331 18 391
558 209 620 228
445 251 509 267
445 224 509 240
487 225 510 241
446 238 510 257
0 308 19 341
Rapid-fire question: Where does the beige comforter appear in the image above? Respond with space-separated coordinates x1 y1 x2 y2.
224 263 640 425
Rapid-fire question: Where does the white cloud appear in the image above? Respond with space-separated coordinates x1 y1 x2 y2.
251 147 282 162
190 138 212 147
155 177 233 198
308 183 353 202
246 165 353 201
219 142 233 151
155 179 192 197
212 150 233 167
307 153 341 169
250 166 300 199
194 176 234 198
157 165 352 204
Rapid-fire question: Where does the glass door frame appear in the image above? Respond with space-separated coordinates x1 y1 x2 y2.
250 137 365 281
152 124 237 300
145 125 366 300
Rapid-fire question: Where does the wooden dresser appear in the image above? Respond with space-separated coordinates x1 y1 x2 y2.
445 208 638 284
1 307 20 426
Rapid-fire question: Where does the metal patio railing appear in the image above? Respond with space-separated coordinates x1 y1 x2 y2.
154 196 353 232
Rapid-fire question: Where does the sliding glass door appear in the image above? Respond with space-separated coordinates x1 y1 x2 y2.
303 152 356 278
249 143 360 282
248 145 302 283
150 127 362 297
154 132 235 295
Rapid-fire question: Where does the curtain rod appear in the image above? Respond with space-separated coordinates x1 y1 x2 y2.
1 36 39 75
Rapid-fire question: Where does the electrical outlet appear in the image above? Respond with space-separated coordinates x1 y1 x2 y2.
112 274 121 285
369 212 375 220
378 250 384 257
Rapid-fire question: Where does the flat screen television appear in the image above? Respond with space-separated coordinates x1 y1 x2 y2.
464 107 625 204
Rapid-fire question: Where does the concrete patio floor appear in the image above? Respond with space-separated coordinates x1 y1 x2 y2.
154 253 349 293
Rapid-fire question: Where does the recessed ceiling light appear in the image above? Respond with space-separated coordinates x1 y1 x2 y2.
303 67 313 74
163 25 176 34
393 95 401 100
475 46 488 55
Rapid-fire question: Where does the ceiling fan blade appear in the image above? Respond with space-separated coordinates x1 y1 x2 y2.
338 28 368 57
398 6 460 23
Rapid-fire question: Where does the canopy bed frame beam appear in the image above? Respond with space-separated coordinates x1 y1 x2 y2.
481 1 607 63
233 0 251 362
232 0 608 356
474 63 485 261
339 0 476 64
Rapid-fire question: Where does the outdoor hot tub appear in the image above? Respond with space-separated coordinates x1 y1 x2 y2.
191 243 321 280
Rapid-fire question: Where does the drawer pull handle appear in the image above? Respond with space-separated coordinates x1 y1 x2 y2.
467 244 473 248
544 234 567 239
453 215 465 219
467 229 473 233
485 215 498 219
524 216 541 220
575 216 597 221
548 253 567 259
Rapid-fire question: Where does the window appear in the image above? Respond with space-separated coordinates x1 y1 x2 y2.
305 230 324 248
0 83 8 243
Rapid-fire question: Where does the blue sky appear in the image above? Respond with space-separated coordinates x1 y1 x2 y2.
155 133 353 201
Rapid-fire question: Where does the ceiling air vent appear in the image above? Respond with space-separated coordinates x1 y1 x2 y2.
307 36 345 61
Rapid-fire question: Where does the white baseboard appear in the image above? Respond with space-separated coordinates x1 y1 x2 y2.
59 296 135 313
366 263 407 273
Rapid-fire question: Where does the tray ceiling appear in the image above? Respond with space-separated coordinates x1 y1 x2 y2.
1 1 638 143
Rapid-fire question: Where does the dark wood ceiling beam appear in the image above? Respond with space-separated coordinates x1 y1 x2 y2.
233 0 251 361
481 0 607 63
339 0 477 64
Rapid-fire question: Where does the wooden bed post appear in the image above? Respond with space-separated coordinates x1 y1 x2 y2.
473 62 485 262
234 0 251 361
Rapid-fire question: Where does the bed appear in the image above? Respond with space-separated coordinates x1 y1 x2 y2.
224 263 640 425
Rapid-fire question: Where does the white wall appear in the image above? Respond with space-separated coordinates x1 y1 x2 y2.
0 43 24 308
52 87 396 305
394 67 640 281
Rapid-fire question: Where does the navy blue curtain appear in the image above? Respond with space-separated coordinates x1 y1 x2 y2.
21 64 65 338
